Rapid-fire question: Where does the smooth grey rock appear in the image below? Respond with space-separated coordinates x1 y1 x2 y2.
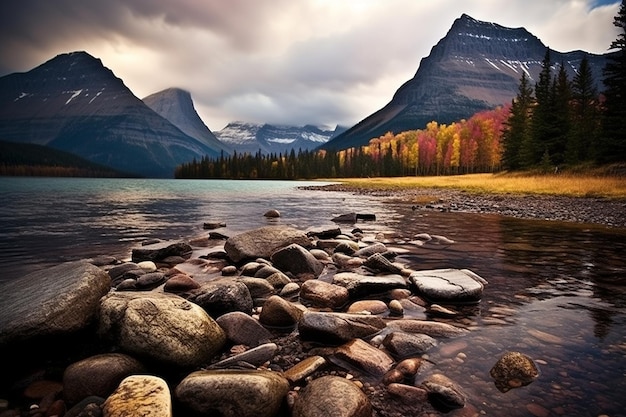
0 261 110 346
410 268 486 303
292 375 371 417
98 292 225 368
175 369 289 417
224 226 311 263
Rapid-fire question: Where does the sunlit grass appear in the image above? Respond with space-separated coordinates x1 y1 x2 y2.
328 172 626 199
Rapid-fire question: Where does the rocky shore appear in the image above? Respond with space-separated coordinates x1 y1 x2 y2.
302 183 626 228
0 216 542 417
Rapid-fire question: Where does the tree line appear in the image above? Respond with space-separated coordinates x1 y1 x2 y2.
174 106 510 179
176 2 626 179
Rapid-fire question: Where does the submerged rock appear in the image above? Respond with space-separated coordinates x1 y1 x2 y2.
490 351 539 392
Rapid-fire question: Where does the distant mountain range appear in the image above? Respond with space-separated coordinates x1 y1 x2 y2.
215 122 346 155
321 14 608 151
0 14 611 176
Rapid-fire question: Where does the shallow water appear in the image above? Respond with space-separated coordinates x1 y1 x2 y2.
1 177 625 416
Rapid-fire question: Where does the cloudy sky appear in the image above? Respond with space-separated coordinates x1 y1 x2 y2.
0 0 620 131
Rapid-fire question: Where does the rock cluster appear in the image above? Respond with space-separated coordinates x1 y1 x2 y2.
0 219 521 417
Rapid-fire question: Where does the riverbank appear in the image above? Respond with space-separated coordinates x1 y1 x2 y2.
302 181 626 229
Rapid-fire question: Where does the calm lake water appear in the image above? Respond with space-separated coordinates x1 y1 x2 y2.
1 177 625 416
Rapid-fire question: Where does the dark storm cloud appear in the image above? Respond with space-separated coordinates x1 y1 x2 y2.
0 0 619 130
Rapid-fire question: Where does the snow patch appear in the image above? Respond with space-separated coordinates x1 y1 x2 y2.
14 92 29 102
64 89 83 105
484 58 501 71
89 90 103 104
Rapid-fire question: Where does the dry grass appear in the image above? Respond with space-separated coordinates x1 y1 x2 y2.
329 172 626 199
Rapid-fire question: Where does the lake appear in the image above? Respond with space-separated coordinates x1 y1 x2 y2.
1 176 625 416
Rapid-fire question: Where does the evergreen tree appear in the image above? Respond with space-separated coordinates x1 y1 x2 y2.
532 48 557 166
599 0 626 163
502 72 534 170
551 61 572 165
568 56 599 163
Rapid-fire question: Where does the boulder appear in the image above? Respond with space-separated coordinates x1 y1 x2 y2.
300 280 349 309
102 375 170 417
215 311 272 347
259 295 305 328
409 268 486 304
97 292 225 368
175 369 289 417
224 226 311 263
187 279 253 317
0 261 110 346
386 319 468 338
298 311 386 345
332 338 395 377
62 353 146 406
131 241 192 263
270 243 324 278
382 332 438 358
292 375 371 417
421 373 466 412
332 272 407 298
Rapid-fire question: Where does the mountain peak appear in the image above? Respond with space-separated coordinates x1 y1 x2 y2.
322 14 607 151
142 87 231 154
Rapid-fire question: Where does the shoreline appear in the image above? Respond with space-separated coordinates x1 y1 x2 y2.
301 183 626 229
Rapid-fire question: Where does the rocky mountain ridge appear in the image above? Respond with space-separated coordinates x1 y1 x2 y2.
322 13 608 151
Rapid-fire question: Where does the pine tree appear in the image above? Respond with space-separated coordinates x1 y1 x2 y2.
599 0 626 163
532 48 557 167
568 56 599 163
551 62 572 165
502 72 535 170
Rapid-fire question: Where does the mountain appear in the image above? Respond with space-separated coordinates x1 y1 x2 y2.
142 87 231 155
215 122 341 154
322 13 608 151
0 51 223 177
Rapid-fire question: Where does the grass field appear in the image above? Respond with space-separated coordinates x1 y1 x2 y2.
330 172 626 199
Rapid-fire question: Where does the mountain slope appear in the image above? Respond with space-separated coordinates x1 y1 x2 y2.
322 14 607 151
142 87 231 155
0 51 221 177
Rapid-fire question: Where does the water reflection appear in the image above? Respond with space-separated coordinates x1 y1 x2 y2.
382 204 626 416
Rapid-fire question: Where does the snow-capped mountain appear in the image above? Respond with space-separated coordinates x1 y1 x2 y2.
216 122 344 154
322 13 608 151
